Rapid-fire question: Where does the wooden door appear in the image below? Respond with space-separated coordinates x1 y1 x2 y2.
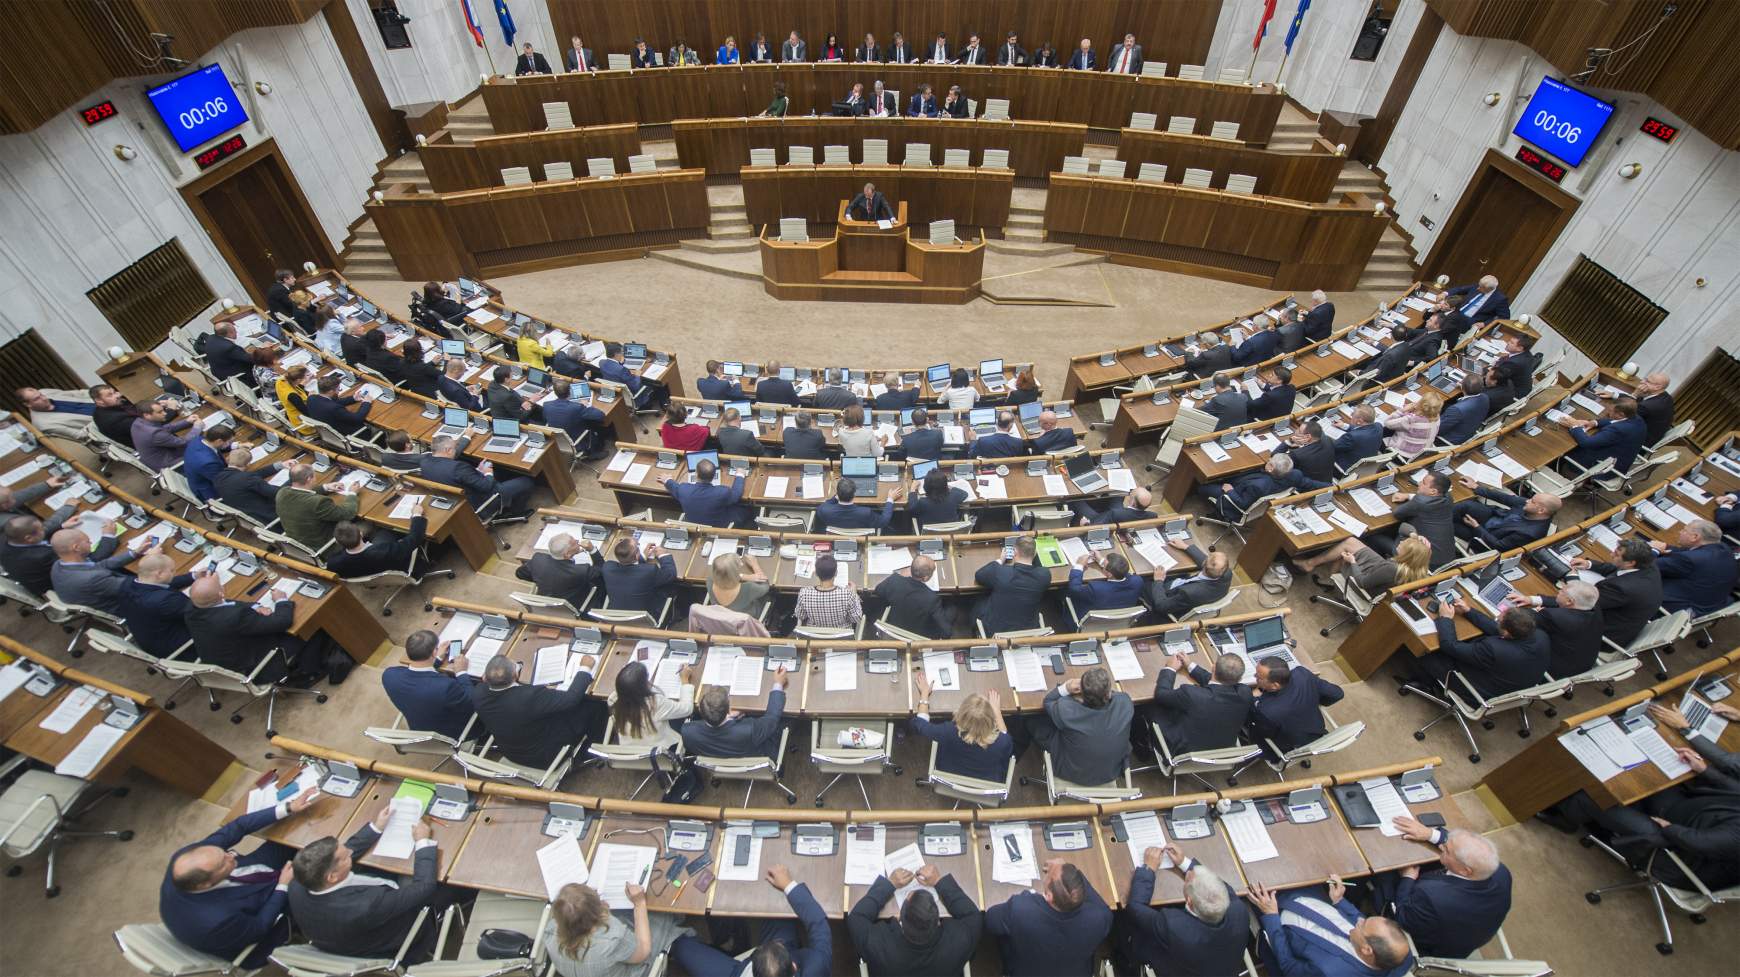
180 139 337 306
1422 149 1579 293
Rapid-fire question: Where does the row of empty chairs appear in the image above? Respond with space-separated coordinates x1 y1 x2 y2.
1059 156 1256 193
749 142 1009 169
1128 113 1242 140
500 155 657 185
778 217 959 244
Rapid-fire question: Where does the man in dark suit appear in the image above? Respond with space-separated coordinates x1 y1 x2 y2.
1248 660 1344 754
715 408 764 457
421 434 534 518
814 378 860 411
161 785 321 967
600 537 677 614
1072 486 1154 526
849 182 895 221
885 32 915 63
926 32 950 63
1528 581 1604 678
1654 519 1736 615
745 32 774 63
1146 546 1232 621
682 674 787 759
975 536 1050 635
1115 845 1248 977
436 359 484 411
1415 602 1549 698
661 459 751 528
1375 818 1512 959
865 80 897 117
1107 33 1142 73
1439 275 1510 327
967 411 1028 458
1452 478 1560 550
874 556 951 638
326 510 428 580
672 865 830 977
1277 421 1336 483
381 630 477 740
1371 328 1421 384
484 365 536 422
1151 652 1253 754
815 480 900 532
1560 538 1663 648
1232 321 1281 367
1246 366 1296 421
697 360 747 401
995 31 1028 65
1436 375 1492 444
213 448 283 526
185 574 308 684
781 412 828 459
1333 405 1386 473
1067 38 1097 70
562 35 597 72
1620 372 1674 446
1068 552 1146 613
1029 411 1077 453
288 812 459 963
1563 397 1648 475
1184 334 1234 379
119 553 194 659
1200 374 1248 431
849 865 981 976
541 381 608 457
265 269 300 319
985 858 1111 977
629 38 658 68
1485 333 1537 407
304 373 373 436
901 409 945 460
471 652 604 767
907 84 939 117
1026 667 1134 784
956 33 988 64
1 515 62 596
1367 471 1456 568
1300 291 1335 343
90 384 141 443
873 373 921 411
754 363 801 406
941 84 970 118
514 42 551 75
204 321 256 385
1198 454 1326 521
515 533 596 609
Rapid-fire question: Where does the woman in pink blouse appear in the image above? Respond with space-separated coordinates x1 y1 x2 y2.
1383 391 1443 458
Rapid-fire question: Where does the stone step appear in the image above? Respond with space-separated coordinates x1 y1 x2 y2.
1007 213 1044 228
1358 275 1417 292
681 237 759 254
712 204 746 219
342 256 399 278
1009 205 1044 218
1004 227 1046 241
707 185 746 207
647 248 762 281
708 225 755 240
985 238 1077 257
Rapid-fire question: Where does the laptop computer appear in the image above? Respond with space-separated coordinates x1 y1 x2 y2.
435 406 472 440
723 361 743 376
1018 400 1044 425
912 459 938 481
484 418 525 453
519 367 550 398
623 342 648 369
979 358 1006 391
1242 616 1297 669
926 363 951 387
968 408 997 435
1064 452 1106 493
842 456 878 496
440 339 466 356
686 450 719 477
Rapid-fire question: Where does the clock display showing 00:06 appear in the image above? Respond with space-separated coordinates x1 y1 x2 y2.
178 97 231 131
1532 110 1582 144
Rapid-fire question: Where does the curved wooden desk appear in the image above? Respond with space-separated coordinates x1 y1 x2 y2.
760 201 985 302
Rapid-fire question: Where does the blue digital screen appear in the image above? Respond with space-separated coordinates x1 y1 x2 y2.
1512 78 1613 168
147 64 249 152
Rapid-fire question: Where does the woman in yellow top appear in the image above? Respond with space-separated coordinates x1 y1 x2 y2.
517 327 557 370
275 364 311 432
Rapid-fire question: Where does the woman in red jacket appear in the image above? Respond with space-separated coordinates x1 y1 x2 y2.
659 403 710 452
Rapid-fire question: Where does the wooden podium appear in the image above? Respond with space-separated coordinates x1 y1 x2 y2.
758 200 986 303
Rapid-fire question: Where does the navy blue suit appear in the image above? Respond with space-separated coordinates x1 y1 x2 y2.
673 882 831 976
183 436 225 501
1116 866 1249 977
985 880 1112 977
600 555 677 613
1445 284 1510 324
1067 568 1145 611
815 499 894 532
1199 468 1326 519
753 377 800 406
304 394 371 435
1333 422 1385 472
119 576 194 658
970 432 1028 458
697 375 746 401
540 399 606 446
975 560 1050 635
1568 414 1647 473
1030 428 1078 453
420 454 532 516
1436 393 1490 444
1383 864 1513 959
1233 329 1280 366
1248 666 1344 753
911 716 1013 782
435 375 482 411
901 427 946 460
381 665 478 740
1300 303 1335 342
1425 611 1549 698
666 478 751 527
682 688 786 759
1452 486 1551 550
1659 543 1738 615
908 488 968 527
1247 384 1296 421
159 807 295 966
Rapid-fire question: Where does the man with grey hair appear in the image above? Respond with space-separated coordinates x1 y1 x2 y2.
1114 842 1247 975
1335 403 1386 473
1252 877 1413 975
420 434 534 518
1438 273 1509 329
1373 817 1511 959
468 652 603 768
1300 288 1335 344
1199 450 1327 521
1653 517 1736 616
514 532 595 608
1530 580 1604 679
1604 370 1674 445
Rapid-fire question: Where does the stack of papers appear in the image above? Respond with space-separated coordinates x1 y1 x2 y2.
1349 487 1391 517
1455 460 1503 486
1004 648 1046 692
1130 529 1177 570
38 685 104 733
373 796 427 859
590 844 657 908
801 474 825 499
1356 777 1411 836
990 823 1038 884
700 647 765 697
844 825 887 885
977 476 1008 500
867 545 913 576
1107 469 1137 492
1042 473 1069 497
824 651 857 692
1201 442 1231 463
535 834 591 899
1630 725 1692 779
764 476 790 498
1328 509 1368 536
1104 639 1143 682
1222 805 1279 862
1118 811 1169 867
1488 453 1530 479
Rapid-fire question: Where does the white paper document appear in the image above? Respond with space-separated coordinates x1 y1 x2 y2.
1201 442 1230 463
533 644 571 686
824 651 858 692
844 824 888 885
885 841 924 876
390 494 427 520
622 463 651 486
1349 487 1391 517
1104 639 1144 682
38 685 104 734
591 844 657 908
1629 726 1692 779
801 474 825 499
466 638 504 675
606 450 635 472
922 649 961 692
1581 717 1650 769
1222 805 1279 863
1329 509 1369 536
1057 536 1091 566
372 796 427 860
536 834 591 899
1107 468 1137 492
702 648 765 697
1357 777 1411 837
1004 648 1046 692
867 545 913 576
718 825 765 882
989 822 1038 884
1119 811 1168 868
1042 473 1069 497
54 723 128 778
0 661 33 702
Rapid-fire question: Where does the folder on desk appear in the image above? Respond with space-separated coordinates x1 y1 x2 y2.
1034 536 1067 568
394 779 436 811
1332 783 1381 828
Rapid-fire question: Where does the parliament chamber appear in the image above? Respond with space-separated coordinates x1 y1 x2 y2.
4 2 1740 976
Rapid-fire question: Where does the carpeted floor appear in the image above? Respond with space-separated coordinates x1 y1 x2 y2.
3 257 1732 976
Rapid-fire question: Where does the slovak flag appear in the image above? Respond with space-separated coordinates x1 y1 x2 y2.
458 0 484 48
1253 0 1279 52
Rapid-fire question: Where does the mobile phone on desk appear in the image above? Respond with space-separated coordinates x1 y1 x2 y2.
1417 812 1447 828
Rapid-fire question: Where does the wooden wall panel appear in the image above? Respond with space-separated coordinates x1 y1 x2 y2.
1116 129 1343 201
742 165 1013 228
419 125 643 191
670 117 1086 180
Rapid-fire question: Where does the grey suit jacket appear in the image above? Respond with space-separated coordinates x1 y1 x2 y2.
781 40 806 62
1041 686 1133 784
286 825 438 960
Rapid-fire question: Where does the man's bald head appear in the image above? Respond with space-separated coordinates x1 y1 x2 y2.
189 574 225 607
288 464 315 487
910 554 935 582
226 446 252 467
1128 486 1153 511
50 529 91 560
1037 410 1059 431
136 553 176 584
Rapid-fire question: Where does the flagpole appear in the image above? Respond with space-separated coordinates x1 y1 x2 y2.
1274 49 1290 85
1248 37 1263 78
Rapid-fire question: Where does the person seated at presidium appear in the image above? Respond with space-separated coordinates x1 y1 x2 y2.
514 42 551 75
849 182 895 222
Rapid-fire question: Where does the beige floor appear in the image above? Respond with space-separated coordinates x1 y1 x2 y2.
4 258 1734 976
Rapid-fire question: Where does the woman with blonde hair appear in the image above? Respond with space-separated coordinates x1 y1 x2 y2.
275 364 311 432
834 403 885 458
1383 390 1443 458
909 676 1014 782
1294 531 1433 592
708 552 770 616
544 881 689 977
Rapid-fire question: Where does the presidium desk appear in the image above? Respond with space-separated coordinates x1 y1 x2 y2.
758 201 986 303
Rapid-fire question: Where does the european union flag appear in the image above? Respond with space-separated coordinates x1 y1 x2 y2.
1284 0 1312 54
494 0 516 47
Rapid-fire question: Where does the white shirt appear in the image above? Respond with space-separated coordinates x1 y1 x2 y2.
309 839 437 895
934 42 946 61
1460 290 1489 317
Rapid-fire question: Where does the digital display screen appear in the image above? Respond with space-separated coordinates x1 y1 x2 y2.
147 63 249 152
80 100 117 126
1640 117 1679 143
1511 77 1612 168
194 134 247 170
1514 146 1567 184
